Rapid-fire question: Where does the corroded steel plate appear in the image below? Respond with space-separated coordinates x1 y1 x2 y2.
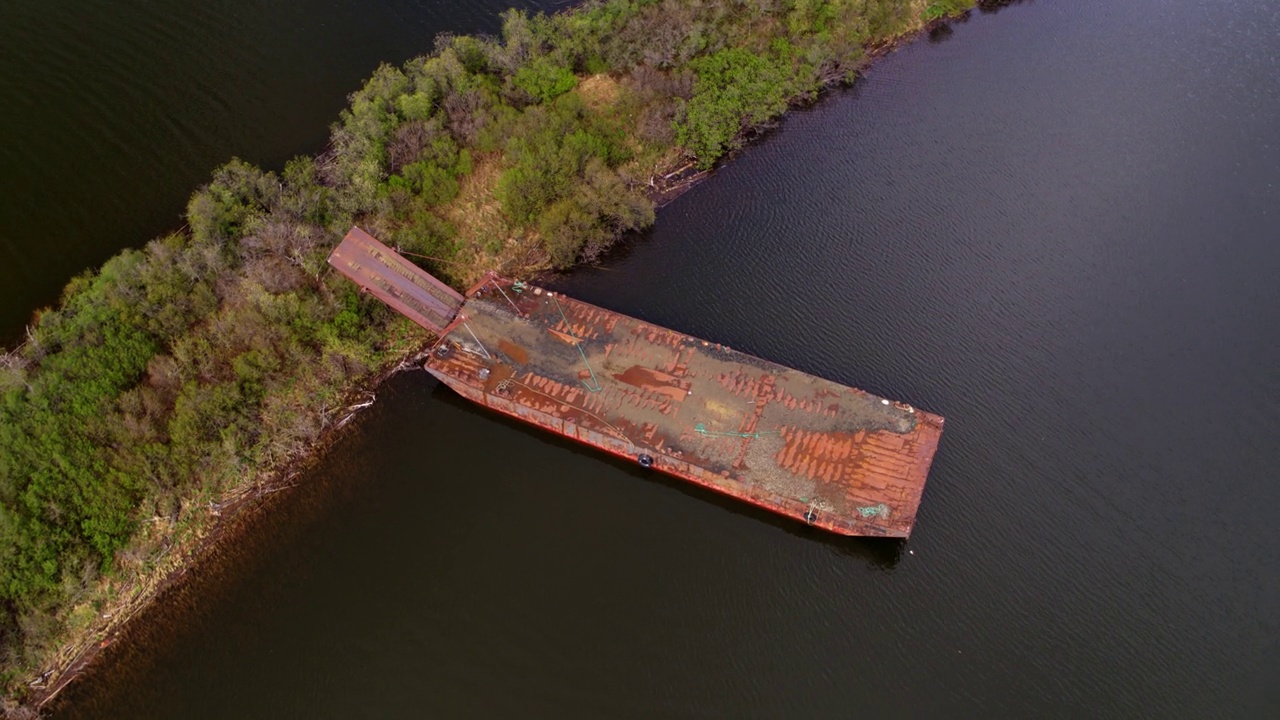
326 226 463 333
425 274 944 537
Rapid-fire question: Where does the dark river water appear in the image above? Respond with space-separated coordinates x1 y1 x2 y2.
13 0 1278 717
0 0 550 339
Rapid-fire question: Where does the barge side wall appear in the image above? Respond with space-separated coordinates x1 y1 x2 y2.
424 367 931 537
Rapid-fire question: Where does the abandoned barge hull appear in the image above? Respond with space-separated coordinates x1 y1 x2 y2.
423 274 944 538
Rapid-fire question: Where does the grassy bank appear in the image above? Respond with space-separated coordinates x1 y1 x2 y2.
0 0 996 709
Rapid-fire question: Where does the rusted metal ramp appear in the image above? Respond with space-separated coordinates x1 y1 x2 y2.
327 226 463 333
424 273 945 537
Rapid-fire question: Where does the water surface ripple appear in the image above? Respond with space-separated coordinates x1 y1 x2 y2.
31 0 1280 718
0 0 549 338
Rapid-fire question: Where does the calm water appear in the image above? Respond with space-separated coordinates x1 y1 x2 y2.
24 0 1280 717
0 0 551 339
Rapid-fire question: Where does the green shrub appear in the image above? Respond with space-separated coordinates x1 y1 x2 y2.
186 159 279 247
497 93 628 223
539 197 601 267
675 47 795 168
513 57 578 103
924 0 972 22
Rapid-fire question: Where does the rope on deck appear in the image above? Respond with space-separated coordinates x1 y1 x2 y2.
693 422 777 439
551 295 602 393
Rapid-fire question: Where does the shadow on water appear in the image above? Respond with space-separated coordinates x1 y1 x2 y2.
426 377 905 572
975 0 1031 13
929 0 1031 43
537 226 654 283
928 23 956 43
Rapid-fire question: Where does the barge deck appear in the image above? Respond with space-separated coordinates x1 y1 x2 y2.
330 228 944 537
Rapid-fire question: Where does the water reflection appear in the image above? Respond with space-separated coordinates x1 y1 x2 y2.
929 0 1029 43
928 24 955 43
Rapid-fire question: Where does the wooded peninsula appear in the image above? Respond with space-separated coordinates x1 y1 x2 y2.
0 0 998 710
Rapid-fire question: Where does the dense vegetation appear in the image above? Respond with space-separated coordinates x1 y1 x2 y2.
0 0 987 699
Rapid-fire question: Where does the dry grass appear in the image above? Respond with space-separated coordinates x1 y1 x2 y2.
427 76 633 285
438 154 512 284
439 154 551 284
577 73 621 112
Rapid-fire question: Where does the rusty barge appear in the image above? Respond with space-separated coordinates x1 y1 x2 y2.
329 227 944 537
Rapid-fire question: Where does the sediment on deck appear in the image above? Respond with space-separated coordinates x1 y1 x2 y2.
326 229 944 536
424 273 944 537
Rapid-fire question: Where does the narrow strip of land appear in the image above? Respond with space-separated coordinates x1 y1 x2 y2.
0 0 994 711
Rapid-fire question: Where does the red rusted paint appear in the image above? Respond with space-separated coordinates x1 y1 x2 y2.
326 226 463 333
425 272 944 538
325 230 945 537
496 339 529 365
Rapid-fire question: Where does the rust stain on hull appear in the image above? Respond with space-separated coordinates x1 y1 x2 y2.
424 273 945 538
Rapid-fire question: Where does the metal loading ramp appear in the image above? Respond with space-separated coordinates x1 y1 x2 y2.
326 226 464 334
